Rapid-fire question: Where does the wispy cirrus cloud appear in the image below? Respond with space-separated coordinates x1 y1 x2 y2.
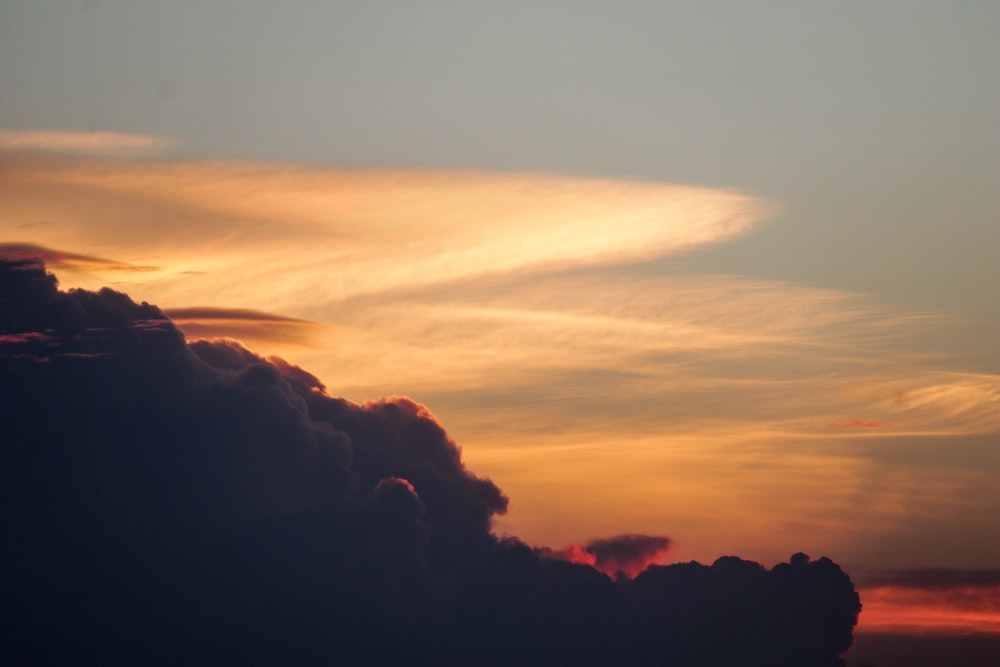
164 306 333 347
858 578 1000 635
0 129 170 155
0 242 159 273
0 152 768 307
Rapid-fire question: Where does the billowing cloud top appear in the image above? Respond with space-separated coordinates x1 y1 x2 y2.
1 259 860 665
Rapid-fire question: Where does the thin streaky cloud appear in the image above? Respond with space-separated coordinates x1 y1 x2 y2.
0 242 159 273
0 153 770 306
163 307 316 324
858 584 1000 635
860 568 1000 590
165 306 334 348
0 129 170 154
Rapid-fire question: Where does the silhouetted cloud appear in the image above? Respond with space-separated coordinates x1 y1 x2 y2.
587 534 673 577
542 534 672 578
861 568 1000 589
0 258 861 666
0 242 158 273
628 553 861 666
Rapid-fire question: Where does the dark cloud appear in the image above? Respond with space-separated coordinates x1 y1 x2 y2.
165 306 313 322
587 534 672 578
628 553 861 667
540 534 671 578
0 242 159 273
860 568 1000 590
849 633 1000 667
0 258 862 666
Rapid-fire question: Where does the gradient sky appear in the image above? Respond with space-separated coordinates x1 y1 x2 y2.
3 0 999 648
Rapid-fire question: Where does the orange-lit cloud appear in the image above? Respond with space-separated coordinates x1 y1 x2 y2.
0 129 170 154
0 153 768 308
830 419 886 428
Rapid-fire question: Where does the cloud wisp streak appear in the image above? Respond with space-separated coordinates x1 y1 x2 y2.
0 152 767 305
0 129 170 155
164 306 333 348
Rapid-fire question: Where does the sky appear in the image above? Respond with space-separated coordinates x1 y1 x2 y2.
2 1 1000 660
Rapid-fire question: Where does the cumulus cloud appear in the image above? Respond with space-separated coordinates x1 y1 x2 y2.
0 259 861 666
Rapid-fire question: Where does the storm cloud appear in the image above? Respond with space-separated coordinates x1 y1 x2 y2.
0 259 861 666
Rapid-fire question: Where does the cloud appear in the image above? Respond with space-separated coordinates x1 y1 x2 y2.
0 259 861 666
587 534 673 577
849 570 1000 638
164 306 333 347
628 553 860 664
856 569 1000 636
858 584 1000 635
829 419 886 428
5 149 998 609
0 152 769 305
861 568 1000 590
0 242 159 273
543 535 672 578
0 129 170 154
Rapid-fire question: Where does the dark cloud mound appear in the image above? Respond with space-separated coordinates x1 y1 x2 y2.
628 554 860 667
539 533 672 578
587 533 673 578
0 259 861 666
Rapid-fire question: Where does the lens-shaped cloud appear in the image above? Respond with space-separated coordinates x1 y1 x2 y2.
0 129 170 154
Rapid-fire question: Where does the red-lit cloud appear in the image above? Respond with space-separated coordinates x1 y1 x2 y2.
542 534 672 578
859 585 1000 635
857 569 1000 635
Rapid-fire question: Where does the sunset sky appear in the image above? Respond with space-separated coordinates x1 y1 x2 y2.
2 2 999 659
